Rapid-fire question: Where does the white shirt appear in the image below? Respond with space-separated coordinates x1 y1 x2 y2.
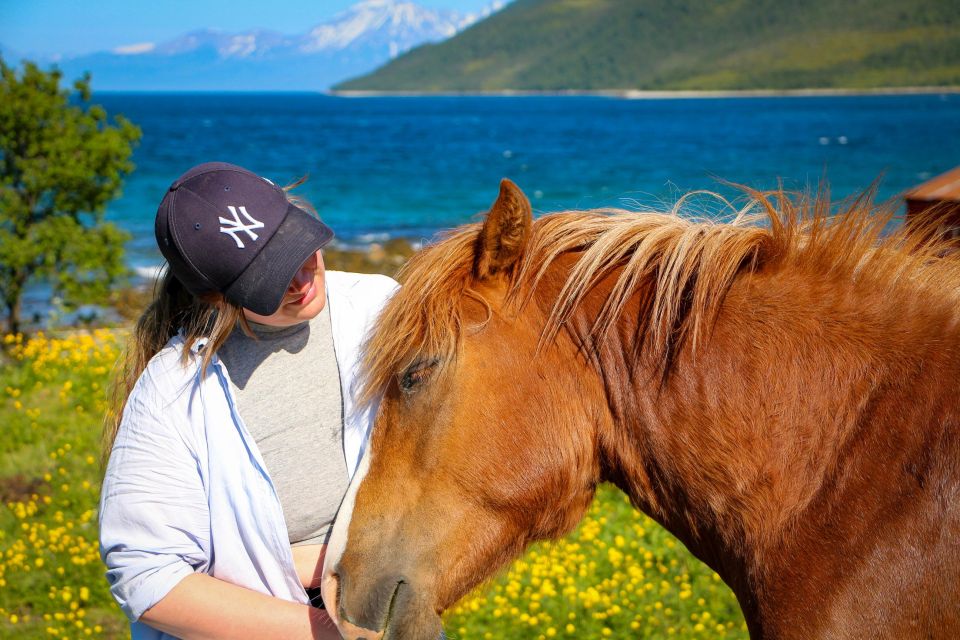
99 270 398 640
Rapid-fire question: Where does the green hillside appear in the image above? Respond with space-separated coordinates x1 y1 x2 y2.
336 0 960 91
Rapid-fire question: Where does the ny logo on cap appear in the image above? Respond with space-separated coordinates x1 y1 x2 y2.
219 206 265 249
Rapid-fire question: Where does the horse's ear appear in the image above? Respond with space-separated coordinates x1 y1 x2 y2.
474 178 532 281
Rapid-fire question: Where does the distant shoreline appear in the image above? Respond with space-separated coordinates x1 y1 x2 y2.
330 86 959 99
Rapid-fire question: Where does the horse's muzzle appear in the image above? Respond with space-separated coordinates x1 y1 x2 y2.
324 568 443 640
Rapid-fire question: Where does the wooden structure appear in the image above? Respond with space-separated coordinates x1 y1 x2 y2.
905 166 960 238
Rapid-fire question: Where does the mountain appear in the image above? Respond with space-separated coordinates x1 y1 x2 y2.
336 0 960 91
39 0 496 91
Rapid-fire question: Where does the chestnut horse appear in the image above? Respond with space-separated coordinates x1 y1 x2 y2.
322 179 960 639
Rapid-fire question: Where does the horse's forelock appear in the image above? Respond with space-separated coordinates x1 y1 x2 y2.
358 225 482 408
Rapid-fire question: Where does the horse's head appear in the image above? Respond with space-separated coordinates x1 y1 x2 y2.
321 180 604 639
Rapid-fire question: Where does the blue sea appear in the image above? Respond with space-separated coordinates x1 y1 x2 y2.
19 92 960 322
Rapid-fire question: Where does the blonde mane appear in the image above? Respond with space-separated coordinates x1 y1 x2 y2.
360 188 960 405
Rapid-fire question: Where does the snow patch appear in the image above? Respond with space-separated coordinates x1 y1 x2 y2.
113 42 156 55
222 34 257 58
301 0 467 53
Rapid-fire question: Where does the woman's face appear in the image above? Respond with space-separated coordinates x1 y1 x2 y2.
243 250 327 327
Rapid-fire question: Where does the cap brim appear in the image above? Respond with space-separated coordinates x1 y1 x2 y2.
224 204 335 315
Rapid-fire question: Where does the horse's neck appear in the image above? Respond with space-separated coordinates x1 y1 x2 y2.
561 263 960 634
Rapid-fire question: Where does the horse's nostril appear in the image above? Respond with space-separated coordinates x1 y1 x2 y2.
333 573 408 639
384 580 402 630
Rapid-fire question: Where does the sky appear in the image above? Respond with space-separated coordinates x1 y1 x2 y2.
0 0 497 58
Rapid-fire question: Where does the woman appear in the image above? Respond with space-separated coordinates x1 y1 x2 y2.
99 162 398 639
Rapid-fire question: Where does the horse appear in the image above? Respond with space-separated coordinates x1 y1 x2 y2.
320 179 960 639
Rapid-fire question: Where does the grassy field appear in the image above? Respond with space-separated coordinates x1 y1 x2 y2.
0 329 747 639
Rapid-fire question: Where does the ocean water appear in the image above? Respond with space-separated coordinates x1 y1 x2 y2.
98 92 960 272
17 92 960 322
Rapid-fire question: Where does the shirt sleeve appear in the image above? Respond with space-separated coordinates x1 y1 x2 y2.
99 363 211 622
357 273 400 327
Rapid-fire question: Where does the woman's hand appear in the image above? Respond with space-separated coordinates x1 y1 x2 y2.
140 573 341 640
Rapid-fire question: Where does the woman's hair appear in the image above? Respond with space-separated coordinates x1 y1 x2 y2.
102 179 316 461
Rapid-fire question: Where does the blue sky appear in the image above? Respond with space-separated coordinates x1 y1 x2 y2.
1 0 496 57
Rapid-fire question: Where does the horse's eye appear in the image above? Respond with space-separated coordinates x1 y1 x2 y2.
399 357 440 393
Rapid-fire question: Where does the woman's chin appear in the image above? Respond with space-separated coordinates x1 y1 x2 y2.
292 285 326 319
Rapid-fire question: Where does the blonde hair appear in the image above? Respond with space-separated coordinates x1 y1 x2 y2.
102 179 316 461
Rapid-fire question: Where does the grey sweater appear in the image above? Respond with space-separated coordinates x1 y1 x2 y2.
217 302 349 547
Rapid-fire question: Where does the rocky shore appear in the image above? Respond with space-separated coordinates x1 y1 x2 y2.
321 237 417 277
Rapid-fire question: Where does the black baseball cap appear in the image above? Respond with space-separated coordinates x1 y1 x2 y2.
155 162 334 315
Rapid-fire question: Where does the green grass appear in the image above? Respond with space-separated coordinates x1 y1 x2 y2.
0 329 747 638
0 330 128 639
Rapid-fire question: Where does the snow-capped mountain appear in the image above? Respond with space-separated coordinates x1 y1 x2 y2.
36 0 507 91
302 0 462 55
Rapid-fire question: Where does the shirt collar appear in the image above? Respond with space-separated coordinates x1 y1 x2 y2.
175 328 210 356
